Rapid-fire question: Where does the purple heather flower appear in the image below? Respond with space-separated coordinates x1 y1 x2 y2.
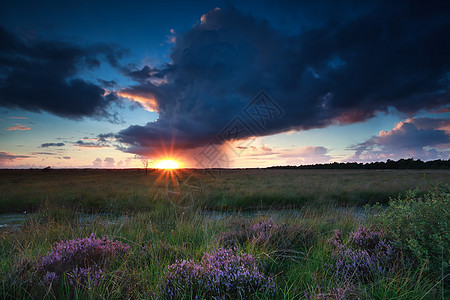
328 226 399 283
161 248 277 299
36 233 130 288
42 271 58 285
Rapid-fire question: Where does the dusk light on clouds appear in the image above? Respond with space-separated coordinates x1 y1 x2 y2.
0 0 449 168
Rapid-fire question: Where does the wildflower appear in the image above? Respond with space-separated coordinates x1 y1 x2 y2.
36 233 129 288
161 248 277 299
328 226 399 283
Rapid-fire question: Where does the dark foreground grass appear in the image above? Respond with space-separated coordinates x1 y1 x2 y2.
0 169 448 299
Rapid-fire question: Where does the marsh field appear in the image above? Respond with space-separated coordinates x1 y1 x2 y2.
1 169 449 299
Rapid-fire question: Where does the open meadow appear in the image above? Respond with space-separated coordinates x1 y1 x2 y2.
2 0 449 298
1 169 449 299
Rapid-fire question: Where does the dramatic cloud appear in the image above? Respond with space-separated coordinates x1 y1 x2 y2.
348 117 450 161
41 142 65 148
0 25 125 121
116 3 450 156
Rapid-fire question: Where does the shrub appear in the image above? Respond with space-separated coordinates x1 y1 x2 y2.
161 248 277 299
328 226 399 283
219 218 250 248
36 233 130 288
369 186 449 274
219 218 314 257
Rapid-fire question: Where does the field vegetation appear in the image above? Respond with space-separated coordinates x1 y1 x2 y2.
1 169 448 213
0 169 448 299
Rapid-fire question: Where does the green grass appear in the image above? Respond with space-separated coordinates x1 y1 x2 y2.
1 169 448 213
0 169 448 299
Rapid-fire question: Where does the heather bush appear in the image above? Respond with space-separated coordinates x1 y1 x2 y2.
219 218 250 248
219 218 314 257
369 186 449 274
328 226 399 283
304 284 364 300
160 248 277 299
35 233 130 288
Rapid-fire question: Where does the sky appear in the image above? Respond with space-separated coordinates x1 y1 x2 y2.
0 0 449 168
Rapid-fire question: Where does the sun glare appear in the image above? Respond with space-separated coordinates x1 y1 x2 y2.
154 159 180 169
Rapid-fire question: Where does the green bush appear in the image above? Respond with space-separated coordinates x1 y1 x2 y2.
369 185 449 275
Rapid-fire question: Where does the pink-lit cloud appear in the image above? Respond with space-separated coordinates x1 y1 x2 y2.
276 146 331 165
91 157 118 168
232 144 332 166
7 125 30 131
92 158 103 167
117 91 158 112
0 151 32 163
103 157 115 167
348 117 450 162
431 107 450 114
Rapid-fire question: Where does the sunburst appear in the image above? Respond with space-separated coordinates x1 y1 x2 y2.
154 159 179 169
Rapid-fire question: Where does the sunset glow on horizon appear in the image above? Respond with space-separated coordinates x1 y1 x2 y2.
0 1 448 169
0 3 448 299
154 159 180 170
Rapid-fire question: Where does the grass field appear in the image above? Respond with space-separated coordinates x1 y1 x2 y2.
1 168 448 213
0 169 449 299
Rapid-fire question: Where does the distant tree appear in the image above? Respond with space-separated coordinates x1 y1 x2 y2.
141 159 150 176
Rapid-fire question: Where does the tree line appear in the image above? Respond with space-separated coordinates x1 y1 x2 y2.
267 158 450 169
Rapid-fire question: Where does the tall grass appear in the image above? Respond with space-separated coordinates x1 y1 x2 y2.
1 169 448 212
0 169 448 299
1 205 446 298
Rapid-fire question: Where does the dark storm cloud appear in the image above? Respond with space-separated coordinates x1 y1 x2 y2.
116 3 450 155
41 142 65 148
0 25 124 120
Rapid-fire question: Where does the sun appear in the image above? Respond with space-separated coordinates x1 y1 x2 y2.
154 159 180 169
